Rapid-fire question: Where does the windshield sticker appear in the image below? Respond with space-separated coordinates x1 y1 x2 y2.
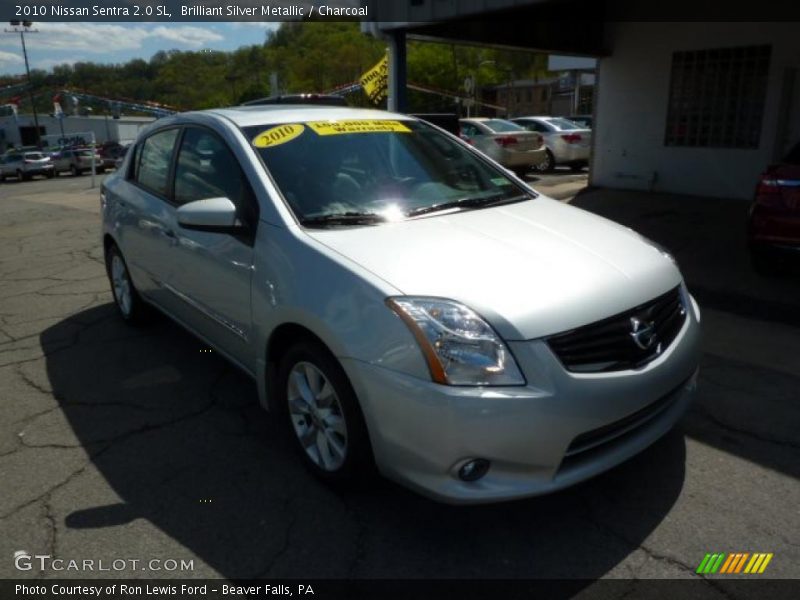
306 120 411 136
251 124 305 148
491 177 512 186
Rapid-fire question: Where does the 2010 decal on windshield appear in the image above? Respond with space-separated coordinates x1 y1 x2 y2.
251 124 305 148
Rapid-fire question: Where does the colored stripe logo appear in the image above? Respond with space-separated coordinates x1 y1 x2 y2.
697 553 773 574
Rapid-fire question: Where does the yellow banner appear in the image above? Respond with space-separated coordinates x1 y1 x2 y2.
306 120 410 136
359 52 388 105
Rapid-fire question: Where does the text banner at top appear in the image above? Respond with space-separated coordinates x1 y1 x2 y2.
2 1 372 22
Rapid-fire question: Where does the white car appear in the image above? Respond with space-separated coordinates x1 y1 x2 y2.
101 106 700 504
512 116 592 172
459 118 546 176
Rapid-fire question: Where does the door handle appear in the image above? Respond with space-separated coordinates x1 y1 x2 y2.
163 229 176 238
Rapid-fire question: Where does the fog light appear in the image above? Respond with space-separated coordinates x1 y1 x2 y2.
458 459 490 482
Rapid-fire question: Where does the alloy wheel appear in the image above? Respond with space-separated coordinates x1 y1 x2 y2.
287 361 348 471
110 254 132 317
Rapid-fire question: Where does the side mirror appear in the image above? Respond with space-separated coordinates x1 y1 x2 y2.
176 197 241 232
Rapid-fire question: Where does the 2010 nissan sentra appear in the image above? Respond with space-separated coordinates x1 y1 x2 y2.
100 106 701 504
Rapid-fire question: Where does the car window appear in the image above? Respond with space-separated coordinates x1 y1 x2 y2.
136 129 179 197
516 120 549 133
25 153 44 160
174 128 258 226
482 119 526 133
547 118 582 130
459 123 480 138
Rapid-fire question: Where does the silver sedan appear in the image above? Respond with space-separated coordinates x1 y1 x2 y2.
512 116 592 172
459 117 546 175
101 106 699 504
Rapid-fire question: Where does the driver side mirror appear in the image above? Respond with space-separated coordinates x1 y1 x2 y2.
176 197 242 233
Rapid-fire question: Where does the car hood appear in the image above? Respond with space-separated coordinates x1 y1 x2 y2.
305 196 682 340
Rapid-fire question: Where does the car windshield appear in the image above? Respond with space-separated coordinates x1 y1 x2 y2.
78 150 95 157
481 119 525 133
546 118 583 131
25 153 45 160
243 119 533 226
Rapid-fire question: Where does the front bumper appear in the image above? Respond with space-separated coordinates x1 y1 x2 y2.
343 295 701 504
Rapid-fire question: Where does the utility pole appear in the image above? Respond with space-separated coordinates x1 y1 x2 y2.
4 21 41 148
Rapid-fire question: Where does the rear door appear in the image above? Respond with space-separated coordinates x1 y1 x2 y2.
114 128 181 308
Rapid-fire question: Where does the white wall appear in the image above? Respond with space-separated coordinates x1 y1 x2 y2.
0 115 154 149
591 22 800 200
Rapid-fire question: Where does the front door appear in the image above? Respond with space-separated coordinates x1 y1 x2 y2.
165 127 259 371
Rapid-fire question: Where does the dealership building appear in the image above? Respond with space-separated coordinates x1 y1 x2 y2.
0 112 155 152
365 3 800 200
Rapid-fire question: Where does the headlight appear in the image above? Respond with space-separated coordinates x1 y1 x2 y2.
386 297 525 386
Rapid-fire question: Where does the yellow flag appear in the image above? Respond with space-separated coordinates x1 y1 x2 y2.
360 52 389 105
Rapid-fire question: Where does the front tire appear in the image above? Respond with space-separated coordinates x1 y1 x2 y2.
279 340 372 483
105 244 150 324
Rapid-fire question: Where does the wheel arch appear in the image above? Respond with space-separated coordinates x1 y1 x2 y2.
263 322 338 412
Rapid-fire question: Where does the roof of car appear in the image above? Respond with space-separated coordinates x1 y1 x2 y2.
198 105 415 128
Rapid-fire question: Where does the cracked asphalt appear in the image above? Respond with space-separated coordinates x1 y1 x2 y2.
0 175 798 587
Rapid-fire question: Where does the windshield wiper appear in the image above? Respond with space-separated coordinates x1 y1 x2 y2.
406 194 530 218
300 211 387 228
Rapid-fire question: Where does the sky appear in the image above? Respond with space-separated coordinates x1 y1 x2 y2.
0 22 280 76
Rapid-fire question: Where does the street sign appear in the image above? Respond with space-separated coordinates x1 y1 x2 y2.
464 76 475 94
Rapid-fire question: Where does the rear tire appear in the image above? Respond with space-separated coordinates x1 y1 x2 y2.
511 166 530 179
278 340 373 484
535 149 555 173
570 162 587 172
105 244 150 324
70 165 80 177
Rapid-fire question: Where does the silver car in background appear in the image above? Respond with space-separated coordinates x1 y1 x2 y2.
0 151 55 181
459 117 546 176
101 106 700 504
52 148 104 176
512 116 592 172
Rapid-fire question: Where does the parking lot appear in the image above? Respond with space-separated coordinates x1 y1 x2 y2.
0 173 798 585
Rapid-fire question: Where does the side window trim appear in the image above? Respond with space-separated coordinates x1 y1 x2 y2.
165 127 187 205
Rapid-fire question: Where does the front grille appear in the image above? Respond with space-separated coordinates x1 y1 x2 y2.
547 287 686 373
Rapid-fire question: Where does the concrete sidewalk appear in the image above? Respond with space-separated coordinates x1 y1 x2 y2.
571 187 800 328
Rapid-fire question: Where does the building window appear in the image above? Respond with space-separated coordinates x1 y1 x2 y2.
665 45 771 148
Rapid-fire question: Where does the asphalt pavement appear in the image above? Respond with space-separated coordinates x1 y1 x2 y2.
0 173 797 587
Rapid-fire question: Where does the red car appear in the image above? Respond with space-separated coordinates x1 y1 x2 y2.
748 142 800 274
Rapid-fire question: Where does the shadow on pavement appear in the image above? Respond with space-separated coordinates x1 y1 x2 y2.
42 304 686 579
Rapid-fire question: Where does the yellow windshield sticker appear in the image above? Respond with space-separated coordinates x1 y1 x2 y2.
252 124 305 148
306 120 410 136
